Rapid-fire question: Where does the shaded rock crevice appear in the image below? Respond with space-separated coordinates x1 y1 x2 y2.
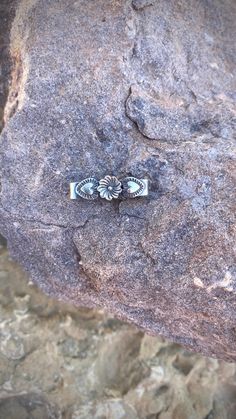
3 0 40 124
0 0 18 133
4 51 23 121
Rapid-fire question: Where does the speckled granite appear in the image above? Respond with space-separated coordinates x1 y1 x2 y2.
0 0 236 360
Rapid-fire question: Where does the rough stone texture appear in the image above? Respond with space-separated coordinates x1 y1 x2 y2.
0 0 16 132
0 0 236 360
1 247 236 419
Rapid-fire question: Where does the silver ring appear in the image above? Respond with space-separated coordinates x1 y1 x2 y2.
70 175 149 201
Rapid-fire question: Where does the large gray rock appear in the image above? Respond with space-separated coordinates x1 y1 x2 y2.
0 0 235 360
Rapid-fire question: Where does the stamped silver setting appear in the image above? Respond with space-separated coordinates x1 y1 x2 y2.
97 175 122 201
70 175 149 201
122 177 145 198
71 178 99 200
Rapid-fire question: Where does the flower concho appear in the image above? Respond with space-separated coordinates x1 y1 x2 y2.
97 175 122 201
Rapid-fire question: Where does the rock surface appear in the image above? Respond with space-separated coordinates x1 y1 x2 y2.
1 247 236 419
0 0 16 132
0 0 236 360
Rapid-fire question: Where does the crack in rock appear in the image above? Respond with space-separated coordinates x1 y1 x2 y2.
132 0 154 11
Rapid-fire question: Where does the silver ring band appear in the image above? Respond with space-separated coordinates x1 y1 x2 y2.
70 175 149 201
